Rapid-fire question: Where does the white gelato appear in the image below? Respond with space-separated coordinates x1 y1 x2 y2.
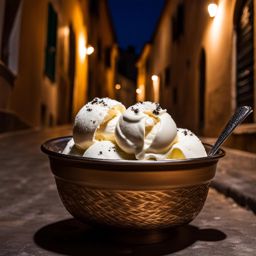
73 97 126 150
166 128 207 159
63 98 207 161
62 139 83 156
83 141 130 160
115 102 177 160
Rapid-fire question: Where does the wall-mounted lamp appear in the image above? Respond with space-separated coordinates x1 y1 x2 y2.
136 88 142 95
62 26 69 37
208 2 218 18
151 75 159 82
115 83 121 90
86 45 94 55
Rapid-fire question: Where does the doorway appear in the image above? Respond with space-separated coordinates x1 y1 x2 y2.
68 24 76 122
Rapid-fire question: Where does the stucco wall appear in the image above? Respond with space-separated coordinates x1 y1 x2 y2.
149 2 173 112
6 0 88 127
203 0 236 136
9 0 46 126
87 0 117 101
142 0 250 137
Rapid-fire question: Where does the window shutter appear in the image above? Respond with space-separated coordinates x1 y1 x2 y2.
44 3 58 82
236 0 254 122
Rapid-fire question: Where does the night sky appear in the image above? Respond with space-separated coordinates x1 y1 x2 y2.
108 0 165 54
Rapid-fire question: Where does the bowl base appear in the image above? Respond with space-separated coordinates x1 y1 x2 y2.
91 225 181 244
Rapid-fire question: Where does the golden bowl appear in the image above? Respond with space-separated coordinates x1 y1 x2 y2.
41 136 225 230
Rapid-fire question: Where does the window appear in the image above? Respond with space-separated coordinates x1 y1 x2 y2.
68 24 76 122
173 87 178 105
146 58 150 73
165 66 171 87
0 0 22 74
97 39 102 61
172 16 178 42
177 3 185 36
44 3 58 82
236 0 254 122
105 47 111 68
171 2 185 43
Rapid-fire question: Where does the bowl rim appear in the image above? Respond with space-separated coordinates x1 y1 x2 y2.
41 136 225 168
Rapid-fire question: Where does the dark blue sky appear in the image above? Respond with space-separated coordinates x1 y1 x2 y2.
108 0 165 54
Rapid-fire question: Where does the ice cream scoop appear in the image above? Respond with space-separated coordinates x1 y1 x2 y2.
115 101 177 160
62 139 83 156
166 128 207 159
83 141 130 160
73 97 126 150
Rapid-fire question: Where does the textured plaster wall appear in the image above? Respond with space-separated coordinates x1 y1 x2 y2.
8 0 88 126
145 0 242 136
203 0 235 136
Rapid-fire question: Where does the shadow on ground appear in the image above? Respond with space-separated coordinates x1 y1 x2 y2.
34 218 226 256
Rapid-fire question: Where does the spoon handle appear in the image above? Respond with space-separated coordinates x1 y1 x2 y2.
208 106 253 156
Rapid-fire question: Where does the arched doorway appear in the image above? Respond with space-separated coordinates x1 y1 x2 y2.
199 48 206 131
235 0 254 122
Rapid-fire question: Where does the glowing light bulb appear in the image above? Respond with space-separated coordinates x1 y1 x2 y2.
115 84 121 90
63 27 69 37
136 88 142 94
79 34 86 61
151 75 159 81
86 45 94 55
208 3 218 18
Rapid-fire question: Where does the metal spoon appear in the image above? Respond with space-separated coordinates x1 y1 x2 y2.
208 106 253 156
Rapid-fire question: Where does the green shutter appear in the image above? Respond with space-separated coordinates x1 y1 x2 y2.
44 3 58 82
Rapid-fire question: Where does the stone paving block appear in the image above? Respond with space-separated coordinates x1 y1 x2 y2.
203 137 256 213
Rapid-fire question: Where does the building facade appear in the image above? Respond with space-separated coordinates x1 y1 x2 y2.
137 0 256 152
136 43 151 102
86 0 118 101
0 0 118 130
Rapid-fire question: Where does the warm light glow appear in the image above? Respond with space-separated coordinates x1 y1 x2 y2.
208 3 218 18
79 34 86 61
136 88 142 94
137 84 145 101
209 0 224 45
115 83 121 90
63 26 69 37
152 75 160 102
151 75 159 81
86 45 94 55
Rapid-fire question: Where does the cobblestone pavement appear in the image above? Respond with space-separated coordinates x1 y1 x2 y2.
203 137 256 213
0 127 255 256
